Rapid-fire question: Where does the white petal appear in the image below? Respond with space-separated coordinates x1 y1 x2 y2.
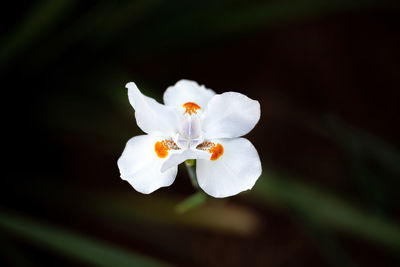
201 92 260 138
127 82 180 136
117 135 177 194
196 138 261 198
163 79 216 110
161 148 210 172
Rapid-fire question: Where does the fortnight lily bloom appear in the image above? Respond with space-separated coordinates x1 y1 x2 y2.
117 80 261 198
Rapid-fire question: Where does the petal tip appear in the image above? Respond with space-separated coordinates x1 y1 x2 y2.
125 81 137 89
176 79 199 86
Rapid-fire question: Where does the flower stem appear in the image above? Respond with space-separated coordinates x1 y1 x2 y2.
185 160 198 188
175 160 207 214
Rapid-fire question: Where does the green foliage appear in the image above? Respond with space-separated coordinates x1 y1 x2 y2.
0 211 170 267
253 172 400 251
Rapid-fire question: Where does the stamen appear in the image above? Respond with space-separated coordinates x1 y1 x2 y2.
155 139 179 158
197 141 224 161
183 102 200 115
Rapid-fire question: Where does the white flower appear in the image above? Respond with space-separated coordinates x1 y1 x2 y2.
117 80 262 198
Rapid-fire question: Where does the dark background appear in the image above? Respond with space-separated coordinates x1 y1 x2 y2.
1 0 400 266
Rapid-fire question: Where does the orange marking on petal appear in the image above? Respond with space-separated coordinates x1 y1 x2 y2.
155 141 169 158
155 140 179 158
183 102 201 115
209 143 224 161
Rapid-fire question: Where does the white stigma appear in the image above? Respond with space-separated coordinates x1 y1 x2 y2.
175 113 203 149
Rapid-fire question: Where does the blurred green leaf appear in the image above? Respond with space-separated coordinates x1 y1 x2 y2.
326 116 400 176
0 211 171 267
91 192 261 237
253 170 400 251
213 0 378 33
293 209 356 267
291 113 400 215
10 0 381 73
0 0 75 70
175 192 207 214
0 233 34 267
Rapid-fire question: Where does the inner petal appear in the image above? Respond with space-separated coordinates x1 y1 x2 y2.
176 101 204 150
181 115 201 140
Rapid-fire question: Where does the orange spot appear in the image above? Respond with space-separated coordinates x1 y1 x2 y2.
183 102 200 115
155 141 169 158
209 143 224 161
155 140 179 158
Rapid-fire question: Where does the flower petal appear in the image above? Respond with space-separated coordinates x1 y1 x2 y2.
127 82 180 136
117 135 177 194
161 148 210 172
163 79 216 110
196 138 261 198
201 92 260 138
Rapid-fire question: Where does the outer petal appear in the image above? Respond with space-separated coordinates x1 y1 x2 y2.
161 148 210 172
117 135 178 194
163 79 216 110
196 138 261 198
127 82 180 136
201 92 260 139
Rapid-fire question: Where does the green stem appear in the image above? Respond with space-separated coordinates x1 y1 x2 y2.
185 160 198 188
174 160 208 214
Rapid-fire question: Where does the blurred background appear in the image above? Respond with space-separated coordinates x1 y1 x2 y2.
1 0 400 266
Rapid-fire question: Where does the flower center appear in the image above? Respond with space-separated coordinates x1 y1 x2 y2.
155 102 223 161
155 139 179 158
183 102 200 115
197 141 224 161
176 106 203 149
